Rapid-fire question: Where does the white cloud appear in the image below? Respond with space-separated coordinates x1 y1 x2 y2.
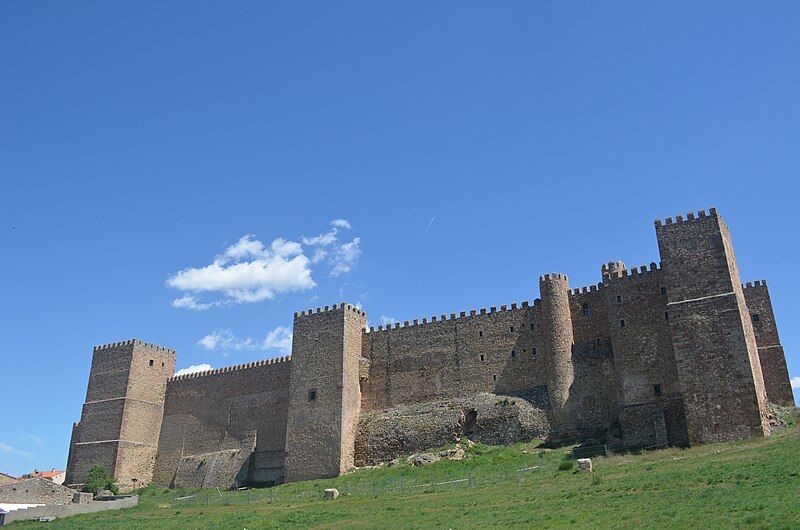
0 441 31 459
790 376 800 389
331 237 361 276
331 218 352 229
262 326 293 353
174 364 213 376
197 326 293 355
19 433 44 447
167 234 315 308
380 315 398 326
197 329 255 352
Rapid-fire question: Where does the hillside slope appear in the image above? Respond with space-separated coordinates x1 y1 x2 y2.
12 424 800 529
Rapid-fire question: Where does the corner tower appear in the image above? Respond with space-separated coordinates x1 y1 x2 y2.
65 339 175 491
656 208 769 444
284 303 366 482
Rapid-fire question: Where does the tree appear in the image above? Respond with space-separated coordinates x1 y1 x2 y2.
81 466 119 495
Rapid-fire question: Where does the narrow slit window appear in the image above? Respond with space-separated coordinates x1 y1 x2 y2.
620 319 626 328
492 374 497 382
530 323 535 330
660 287 667 295
308 389 318 401
532 348 537 355
511 350 516 358
479 330 483 337
665 312 669 321
149 359 154 367
583 304 590 316
654 384 662 397
616 295 622 303
479 354 485 362
596 338 602 345
510 325 514 333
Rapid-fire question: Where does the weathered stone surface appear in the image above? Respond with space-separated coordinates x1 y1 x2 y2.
356 393 550 466
0 477 77 505
577 458 592 472
72 492 93 504
324 488 339 500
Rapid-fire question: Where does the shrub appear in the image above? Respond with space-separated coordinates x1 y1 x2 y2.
81 466 119 495
558 460 574 471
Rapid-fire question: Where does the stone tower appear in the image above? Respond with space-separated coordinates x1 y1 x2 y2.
539 273 574 431
284 303 367 482
655 209 769 444
65 339 175 491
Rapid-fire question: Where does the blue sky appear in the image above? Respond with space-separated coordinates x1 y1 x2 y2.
1 2 798 476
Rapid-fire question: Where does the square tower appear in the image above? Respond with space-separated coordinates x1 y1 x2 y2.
284 303 366 482
65 339 175 491
656 209 769 444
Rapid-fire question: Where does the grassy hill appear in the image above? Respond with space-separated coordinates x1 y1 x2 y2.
13 423 800 529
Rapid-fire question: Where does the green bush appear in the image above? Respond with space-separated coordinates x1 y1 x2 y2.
81 466 119 495
558 460 574 471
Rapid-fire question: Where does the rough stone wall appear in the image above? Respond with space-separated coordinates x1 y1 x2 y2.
355 393 550 466
0 477 76 505
743 281 794 405
152 357 291 488
656 209 769 444
601 262 687 446
539 273 575 430
66 340 175 491
284 304 366 482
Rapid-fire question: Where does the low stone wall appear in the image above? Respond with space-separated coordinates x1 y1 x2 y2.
355 393 550 466
0 496 138 525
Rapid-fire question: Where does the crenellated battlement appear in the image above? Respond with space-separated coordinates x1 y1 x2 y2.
743 280 767 289
540 273 568 282
654 207 717 228
604 262 661 282
568 283 604 296
365 299 538 334
168 355 292 382
294 302 366 319
93 338 176 354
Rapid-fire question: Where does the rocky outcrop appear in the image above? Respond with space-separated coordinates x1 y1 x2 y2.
355 393 550 466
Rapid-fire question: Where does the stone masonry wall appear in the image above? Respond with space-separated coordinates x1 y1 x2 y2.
743 281 794 405
153 357 291 488
656 209 769 444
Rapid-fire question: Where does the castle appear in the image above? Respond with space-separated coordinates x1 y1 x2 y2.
65 208 793 491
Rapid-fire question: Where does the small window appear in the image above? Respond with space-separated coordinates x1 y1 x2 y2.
620 319 625 328
660 287 667 295
596 338 602 345
161 362 165 368
654 384 662 397
308 389 318 401
479 354 485 362
665 312 669 320
149 359 154 367
510 325 514 333
582 304 590 316
532 348 537 355
492 374 497 382
752 313 760 322
616 295 622 303
530 323 535 330
479 330 483 337
511 350 516 358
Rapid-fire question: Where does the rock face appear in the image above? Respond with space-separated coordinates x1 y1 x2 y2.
355 393 550 466
324 488 339 500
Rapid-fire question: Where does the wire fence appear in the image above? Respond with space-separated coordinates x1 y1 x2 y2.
170 454 555 508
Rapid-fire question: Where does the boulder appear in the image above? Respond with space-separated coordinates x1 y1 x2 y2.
407 453 440 467
324 488 339 500
577 458 593 473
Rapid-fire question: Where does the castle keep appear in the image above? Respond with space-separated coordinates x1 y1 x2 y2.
65 208 793 491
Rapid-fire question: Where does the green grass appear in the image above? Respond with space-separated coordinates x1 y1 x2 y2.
12 426 800 529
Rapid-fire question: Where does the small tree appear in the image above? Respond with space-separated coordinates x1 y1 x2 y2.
81 466 119 495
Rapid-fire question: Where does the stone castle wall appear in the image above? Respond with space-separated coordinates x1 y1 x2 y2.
152 357 291 488
66 208 794 490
